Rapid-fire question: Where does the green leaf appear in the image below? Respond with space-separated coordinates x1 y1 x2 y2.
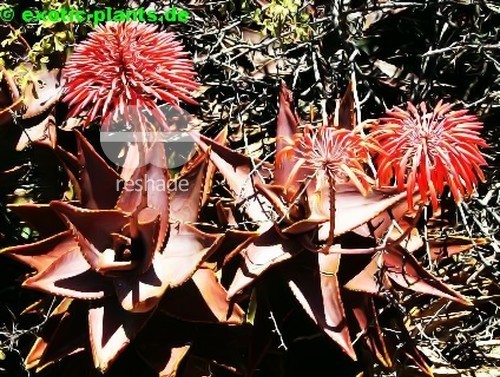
246 288 258 325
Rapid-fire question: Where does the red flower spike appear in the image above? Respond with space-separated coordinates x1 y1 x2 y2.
373 101 488 210
63 22 198 130
276 98 384 252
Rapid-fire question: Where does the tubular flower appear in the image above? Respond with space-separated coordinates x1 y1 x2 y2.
277 125 376 196
63 22 198 131
373 101 488 210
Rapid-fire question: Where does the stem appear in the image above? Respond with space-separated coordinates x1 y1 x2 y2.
7 24 30 50
127 126 149 241
138 127 148 211
131 118 148 212
320 174 336 254
423 206 432 271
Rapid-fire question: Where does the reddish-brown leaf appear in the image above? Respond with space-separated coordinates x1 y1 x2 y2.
134 208 161 274
161 267 244 324
114 224 223 313
1 230 76 273
116 142 170 253
135 315 192 377
335 80 356 129
228 225 299 298
311 184 409 239
23 248 112 299
50 201 130 273
171 128 228 223
350 294 392 368
288 254 356 360
345 245 472 306
190 131 273 223
429 235 487 261
26 298 72 369
88 299 152 372
68 131 121 209
7 203 67 237
169 152 209 223
27 299 87 372
383 244 472 305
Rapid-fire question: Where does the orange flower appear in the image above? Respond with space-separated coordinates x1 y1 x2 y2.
278 125 375 195
63 22 198 131
373 101 488 210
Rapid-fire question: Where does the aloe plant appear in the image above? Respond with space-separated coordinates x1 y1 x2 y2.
1 129 248 374
0 14 491 376
188 82 486 375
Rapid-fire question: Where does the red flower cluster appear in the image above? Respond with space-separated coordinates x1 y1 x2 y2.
373 101 488 210
63 22 198 131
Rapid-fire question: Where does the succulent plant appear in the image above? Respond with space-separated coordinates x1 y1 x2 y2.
1 130 246 374
187 83 485 375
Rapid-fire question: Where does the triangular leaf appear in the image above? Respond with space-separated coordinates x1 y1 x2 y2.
287 254 356 360
114 224 222 313
74 131 121 209
23 248 112 299
190 131 273 223
27 299 87 372
88 299 152 372
1 230 76 273
161 267 244 324
228 225 299 298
